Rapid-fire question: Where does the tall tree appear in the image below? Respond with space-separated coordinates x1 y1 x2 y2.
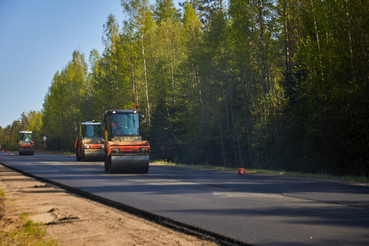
154 0 180 24
121 0 155 125
42 51 88 151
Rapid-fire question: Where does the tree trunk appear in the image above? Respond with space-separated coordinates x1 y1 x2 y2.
310 0 324 79
245 23 258 123
284 0 292 87
257 0 269 99
218 119 227 167
345 0 355 82
142 35 151 125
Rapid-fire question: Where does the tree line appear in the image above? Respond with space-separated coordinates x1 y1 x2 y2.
1 0 368 176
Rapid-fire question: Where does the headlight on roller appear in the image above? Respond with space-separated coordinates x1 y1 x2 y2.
140 147 149 153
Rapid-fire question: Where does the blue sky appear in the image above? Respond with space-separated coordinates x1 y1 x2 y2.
0 0 181 128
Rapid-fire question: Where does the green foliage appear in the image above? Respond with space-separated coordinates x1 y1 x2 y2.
0 111 42 151
286 0 369 175
2 0 368 176
154 0 180 24
42 51 88 151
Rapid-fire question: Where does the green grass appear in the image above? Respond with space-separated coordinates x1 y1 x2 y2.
0 195 59 246
246 169 369 183
0 213 59 246
153 160 369 184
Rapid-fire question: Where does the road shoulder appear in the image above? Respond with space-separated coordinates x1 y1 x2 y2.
0 164 216 246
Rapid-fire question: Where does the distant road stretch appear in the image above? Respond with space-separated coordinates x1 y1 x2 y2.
1 152 369 246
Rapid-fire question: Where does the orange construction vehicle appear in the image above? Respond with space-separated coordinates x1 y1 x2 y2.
75 121 104 161
103 105 150 173
18 131 34 155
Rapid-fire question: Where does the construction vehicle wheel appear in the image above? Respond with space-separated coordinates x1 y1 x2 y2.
107 155 116 174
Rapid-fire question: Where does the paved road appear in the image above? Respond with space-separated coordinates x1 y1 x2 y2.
1 152 369 245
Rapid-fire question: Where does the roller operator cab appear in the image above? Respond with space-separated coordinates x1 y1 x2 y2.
18 131 34 155
75 121 105 161
103 107 150 173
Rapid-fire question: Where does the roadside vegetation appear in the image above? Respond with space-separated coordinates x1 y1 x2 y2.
0 215 58 246
0 190 58 246
155 160 369 184
1 0 368 178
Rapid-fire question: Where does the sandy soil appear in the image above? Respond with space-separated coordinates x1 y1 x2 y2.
0 164 217 246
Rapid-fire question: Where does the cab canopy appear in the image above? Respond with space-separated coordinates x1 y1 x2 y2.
79 121 102 138
19 131 32 141
104 110 140 139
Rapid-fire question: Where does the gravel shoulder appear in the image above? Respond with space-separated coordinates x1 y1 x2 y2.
0 164 216 246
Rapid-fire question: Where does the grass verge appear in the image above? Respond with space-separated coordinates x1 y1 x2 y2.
153 160 369 184
0 189 58 246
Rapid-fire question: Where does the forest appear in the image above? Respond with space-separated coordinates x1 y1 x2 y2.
1 0 368 176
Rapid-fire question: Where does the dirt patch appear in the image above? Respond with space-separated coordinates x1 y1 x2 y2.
0 165 217 246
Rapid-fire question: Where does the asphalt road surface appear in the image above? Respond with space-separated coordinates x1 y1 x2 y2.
1 152 369 246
